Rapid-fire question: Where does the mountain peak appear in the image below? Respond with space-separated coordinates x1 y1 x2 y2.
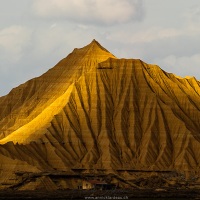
89 39 105 48
68 39 116 68
91 38 99 44
89 39 103 46
82 39 115 56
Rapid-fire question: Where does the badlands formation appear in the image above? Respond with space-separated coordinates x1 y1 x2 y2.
0 40 200 190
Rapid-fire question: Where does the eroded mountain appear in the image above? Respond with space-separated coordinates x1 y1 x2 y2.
0 40 200 190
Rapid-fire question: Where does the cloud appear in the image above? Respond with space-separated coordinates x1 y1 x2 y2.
30 24 98 58
107 27 182 44
133 28 182 43
0 26 31 64
184 6 200 23
154 54 200 79
32 0 144 25
0 25 33 96
0 23 30 94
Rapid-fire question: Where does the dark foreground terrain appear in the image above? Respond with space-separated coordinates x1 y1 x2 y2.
0 189 200 200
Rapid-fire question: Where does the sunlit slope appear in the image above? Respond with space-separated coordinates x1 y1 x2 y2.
0 40 115 140
1 51 200 173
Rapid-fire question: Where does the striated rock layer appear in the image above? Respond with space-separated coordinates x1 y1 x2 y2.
0 40 200 187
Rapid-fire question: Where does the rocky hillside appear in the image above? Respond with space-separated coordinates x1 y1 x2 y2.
0 40 200 189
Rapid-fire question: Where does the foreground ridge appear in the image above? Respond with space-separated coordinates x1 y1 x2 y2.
0 40 200 190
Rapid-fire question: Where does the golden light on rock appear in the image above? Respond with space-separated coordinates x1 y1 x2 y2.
0 40 200 190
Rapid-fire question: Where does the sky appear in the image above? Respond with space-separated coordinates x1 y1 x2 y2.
0 0 200 96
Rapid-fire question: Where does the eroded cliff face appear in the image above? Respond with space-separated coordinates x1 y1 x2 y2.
0 40 200 180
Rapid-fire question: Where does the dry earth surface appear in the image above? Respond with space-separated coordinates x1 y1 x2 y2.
0 40 200 194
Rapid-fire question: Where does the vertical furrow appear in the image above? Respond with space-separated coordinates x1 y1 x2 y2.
96 72 102 137
75 82 100 162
